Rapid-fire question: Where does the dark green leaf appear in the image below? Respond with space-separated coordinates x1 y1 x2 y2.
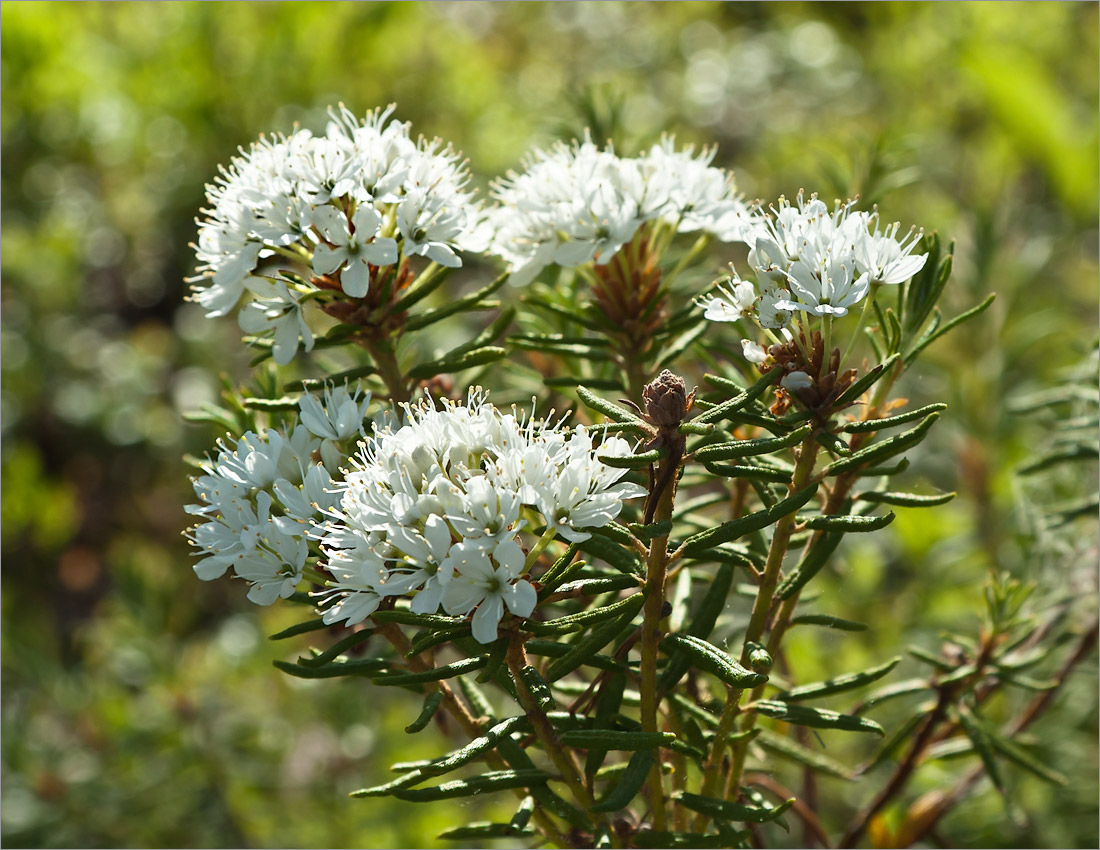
374 656 487 685
405 271 509 331
697 370 781 424
678 482 818 556
526 593 646 636
856 490 956 507
756 729 856 780
754 700 885 735
904 293 996 365
268 617 329 640
544 594 645 682
694 425 813 462
405 692 445 734
840 403 948 433
660 634 767 689
799 512 896 532
780 656 901 702
421 716 527 777
407 345 506 380
822 413 939 477
592 749 653 812
391 769 551 801
560 730 675 750
517 665 555 710
789 614 867 631
675 791 795 824
436 822 534 841
300 628 375 667
831 354 901 409
273 658 387 679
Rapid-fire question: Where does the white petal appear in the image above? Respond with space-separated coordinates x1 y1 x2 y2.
341 259 371 298
502 579 537 618
310 205 349 245
471 596 504 644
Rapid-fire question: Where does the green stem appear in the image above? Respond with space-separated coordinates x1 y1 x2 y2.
368 338 411 404
506 638 613 843
639 466 677 832
376 622 571 848
524 526 560 572
695 432 819 828
841 283 881 368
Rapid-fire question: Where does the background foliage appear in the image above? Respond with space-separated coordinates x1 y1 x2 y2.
2 2 1096 847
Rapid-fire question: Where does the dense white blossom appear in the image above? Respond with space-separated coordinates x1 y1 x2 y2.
186 384 370 604
316 390 647 642
699 192 928 358
190 105 486 359
489 136 757 286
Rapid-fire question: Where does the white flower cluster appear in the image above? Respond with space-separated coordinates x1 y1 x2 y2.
191 105 489 363
699 192 928 332
489 136 757 287
186 385 370 604
316 390 648 643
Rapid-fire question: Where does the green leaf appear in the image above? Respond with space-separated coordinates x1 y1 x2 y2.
576 385 649 426
799 512 896 532
660 634 768 689
268 617 329 640
535 542 582 594
1017 443 1099 475
300 628 375 667
421 716 528 777
408 624 472 656
494 738 591 830
407 345 507 380
474 637 509 685
789 614 867 632
955 703 1009 801
544 594 645 682
525 641 626 674
511 336 612 360
904 293 997 365
854 678 934 712
391 769 552 801
586 672 627 780
374 656 487 685
405 271 509 331
822 412 940 477
550 575 641 598
273 658 388 679
436 822 534 841
988 732 1068 786
776 532 843 601
678 482 818 557
405 692 445 734
856 490 956 508
390 262 450 312
756 729 856 781
561 730 675 751
780 657 901 702
675 791 796 824
241 395 301 410
840 403 948 433
527 593 646 636
598 448 664 468
831 354 901 409
283 364 378 392
754 700 885 735
517 665 555 710
697 370 781 424
659 563 734 690
629 519 674 541
371 610 466 628
592 749 654 813
694 425 813 463
349 769 427 798
632 830 747 849
577 534 644 577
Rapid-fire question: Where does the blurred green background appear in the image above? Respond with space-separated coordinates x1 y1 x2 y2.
2 2 1097 847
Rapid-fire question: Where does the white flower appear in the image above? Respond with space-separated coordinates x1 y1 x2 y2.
852 217 928 285
238 278 315 365
310 204 398 298
315 389 646 631
441 539 537 644
699 277 757 323
298 384 371 442
742 340 768 363
489 135 754 285
785 251 870 318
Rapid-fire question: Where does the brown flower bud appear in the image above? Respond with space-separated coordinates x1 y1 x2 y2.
642 369 694 427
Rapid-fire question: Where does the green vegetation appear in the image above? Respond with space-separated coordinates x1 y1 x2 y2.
2 3 1096 847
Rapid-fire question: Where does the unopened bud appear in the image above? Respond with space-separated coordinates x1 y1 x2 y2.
642 370 693 427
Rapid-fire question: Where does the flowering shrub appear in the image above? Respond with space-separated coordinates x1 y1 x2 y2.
183 105 1085 849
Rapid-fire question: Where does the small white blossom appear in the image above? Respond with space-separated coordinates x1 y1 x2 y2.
310 204 398 297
